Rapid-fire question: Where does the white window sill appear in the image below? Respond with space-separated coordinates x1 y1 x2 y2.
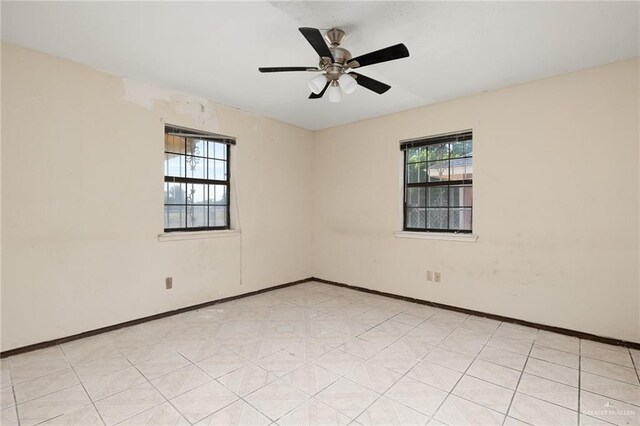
394 231 478 242
158 230 241 242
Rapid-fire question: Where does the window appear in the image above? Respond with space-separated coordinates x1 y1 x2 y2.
163 125 234 232
401 130 473 233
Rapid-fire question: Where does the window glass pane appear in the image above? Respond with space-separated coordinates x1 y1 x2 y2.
187 206 207 228
450 141 466 158
406 147 426 163
427 186 448 207
208 141 227 160
186 183 207 205
164 135 185 154
449 185 472 207
464 157 473 180
165 153 185 177
215 143 227 160
428 143 449 161
164 182 186 204
449 208 472 230
428 161 449 182
450 157 465 180
208 159 227 181
406 188 425 207
407 162 427 183
209 206 227 227
164 205 185 229
465 140 473 156
186 138 206 157
186 156 206 179
209 185 228 205
406 208 425 228
427 208 448 229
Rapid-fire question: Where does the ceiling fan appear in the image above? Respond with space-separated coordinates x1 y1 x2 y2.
258 27 409 102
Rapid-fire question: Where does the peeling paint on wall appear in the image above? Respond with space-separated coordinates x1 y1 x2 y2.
121 78 220 131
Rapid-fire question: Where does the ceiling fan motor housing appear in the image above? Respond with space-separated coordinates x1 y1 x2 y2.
320 29 353 81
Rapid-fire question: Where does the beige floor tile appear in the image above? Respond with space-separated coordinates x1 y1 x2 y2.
280 363 340 396
502 416 530 426
314 349 363 375
370 347 420 374
524 357 578 387
345 361 402 393
356 396 429 426
581 358 639 386
494 324 537 342
452 374 514 413
508 392 577 425
255 349 305 377
516 373 578 410
10 357 71 385
534 331 580 354
170 380 238 423
278 398 351 426
406 360 462 393
337 338 385 360
194 399 270 425
581 371 640 407
477 345 527 371
486 335 532 356
14 368 79 404
385 376 447 417
1 406 19 426
530 344 579 369
17 385 91 426
581 341 633 368
151 365 212 399
466 359 521 390
580 390 639 425
389 335 435 359
73 357 130 383
39 404 103 425
434 394 504 426
118 403 188 425
8 347 66 368
244 378 309 421
94 382 165 425
195 351 247 379
315 378 378 419
1 384 15 409
423 347 474 373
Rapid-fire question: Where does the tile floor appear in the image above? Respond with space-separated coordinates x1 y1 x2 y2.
1 281 639 425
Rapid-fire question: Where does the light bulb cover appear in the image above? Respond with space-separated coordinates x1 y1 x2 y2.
308 74 327 94
339 73 357 94
327 81 343 103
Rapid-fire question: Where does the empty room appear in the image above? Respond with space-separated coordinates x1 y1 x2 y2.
1 1 639 425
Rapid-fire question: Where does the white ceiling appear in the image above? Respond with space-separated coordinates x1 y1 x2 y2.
2 1 639 130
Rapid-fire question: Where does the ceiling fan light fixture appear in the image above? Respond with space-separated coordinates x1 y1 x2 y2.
339 73 357 94
327 81 342 103
308 74 327 94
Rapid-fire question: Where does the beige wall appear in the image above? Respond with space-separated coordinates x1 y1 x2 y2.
2 43 639 351
312 58 640 343
1 44 314 351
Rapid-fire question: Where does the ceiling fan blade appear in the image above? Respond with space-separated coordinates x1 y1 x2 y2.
309 82 330 99
349 72 391 94
299 27 334 61
259 67 319 73
348 43 409 68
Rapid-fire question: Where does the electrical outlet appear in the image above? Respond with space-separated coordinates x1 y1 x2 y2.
165 277 173 290
434 272 441 283
426 271 433 281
